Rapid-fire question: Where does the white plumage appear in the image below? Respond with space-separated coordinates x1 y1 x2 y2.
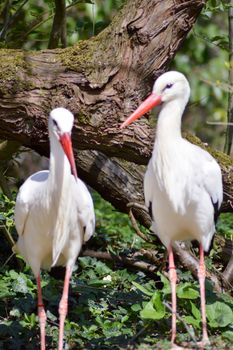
14 107 95 350
145 136 222 251
121 71 223 346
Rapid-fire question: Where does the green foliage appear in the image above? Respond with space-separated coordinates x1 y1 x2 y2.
0 189 232 348
140 291 165 320
206 301 233 328
217 213 233 240
0 189 231 348
132 270 233 345
93 191 145 252
0 0 124 49
0 194 15 230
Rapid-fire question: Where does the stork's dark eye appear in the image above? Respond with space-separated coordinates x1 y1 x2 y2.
166 83 173 89
53 119 58 128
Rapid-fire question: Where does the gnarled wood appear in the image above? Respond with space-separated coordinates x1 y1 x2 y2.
0 0 232 217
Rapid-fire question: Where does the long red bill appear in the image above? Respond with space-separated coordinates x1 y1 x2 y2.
59 132 78 180
120 93 162 129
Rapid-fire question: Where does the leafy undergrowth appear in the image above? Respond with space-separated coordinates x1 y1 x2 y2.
0 192 232 349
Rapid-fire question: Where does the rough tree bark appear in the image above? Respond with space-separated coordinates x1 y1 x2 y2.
0 0 232 217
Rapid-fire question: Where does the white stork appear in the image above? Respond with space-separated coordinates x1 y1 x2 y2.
121 71 223 346
14 108 95 350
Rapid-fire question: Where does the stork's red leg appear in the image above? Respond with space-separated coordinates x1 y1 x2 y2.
168 245 177 344
37 275 47 350
198 244 210 346
58 266 72 350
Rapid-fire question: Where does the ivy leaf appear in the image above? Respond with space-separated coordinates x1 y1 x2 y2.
190 301 201 321
177 283 199 299
140 292 165 320
87 278 111 287
223 331 233 343
132 281 154 296
158 272 170 295
183 315 201 329
206 302 233 328
131 303 142 312
183 301 201 328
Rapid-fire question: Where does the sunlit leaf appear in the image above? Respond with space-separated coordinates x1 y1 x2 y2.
223 331 233 343
140 292 166 320
183 315 201 329
158 272 171 295
132 281 154 296
206 302 233 328
177 283 199 299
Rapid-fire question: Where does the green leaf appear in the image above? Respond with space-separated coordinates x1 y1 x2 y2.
0 213 5 220
158 272 170 295
12 275 28 294
190 301 201 321
206 302 233 328
177 283 199 299
132 281 154 296
140 292 165 320
223 331 233 343
131 303 142 312
87 278 111 287
183 315 201 329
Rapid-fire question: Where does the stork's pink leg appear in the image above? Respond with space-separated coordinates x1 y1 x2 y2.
168 245 177 344
58 266 72 350
37 275 47 350
198 244 210 346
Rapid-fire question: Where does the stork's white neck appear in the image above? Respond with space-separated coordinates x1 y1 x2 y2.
48 131 71 196
47 129 74 265
155 98 186 145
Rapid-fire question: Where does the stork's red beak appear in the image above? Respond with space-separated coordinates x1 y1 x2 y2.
59 132 78 180
120 93 162 128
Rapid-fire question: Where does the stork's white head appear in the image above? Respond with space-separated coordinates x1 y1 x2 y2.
120 71 190 128
49 107 74 135
152 71 190 104
49 107 77 179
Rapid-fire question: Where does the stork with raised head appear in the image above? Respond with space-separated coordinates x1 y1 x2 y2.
14 108 95 350
120 71 223 346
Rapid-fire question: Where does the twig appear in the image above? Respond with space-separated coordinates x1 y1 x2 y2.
164 302 198 347
2 252 15 268
0 167 12 199
0 0 29 40
128 208 154 243
128 324 150 347
82 249 158 273
223 254 233 285
127 202 149 212
172 242 232 293
127 202 158 243
0 225 15 248
0 0 12 40
163 302 198 347
207 121 233 126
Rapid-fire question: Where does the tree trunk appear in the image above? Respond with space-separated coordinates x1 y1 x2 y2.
0 0 232 216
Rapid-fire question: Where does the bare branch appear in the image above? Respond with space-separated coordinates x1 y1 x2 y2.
172 242 232 293
82 249 159 273
0 0 30 41
163 302 198 346
223 253 233 284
